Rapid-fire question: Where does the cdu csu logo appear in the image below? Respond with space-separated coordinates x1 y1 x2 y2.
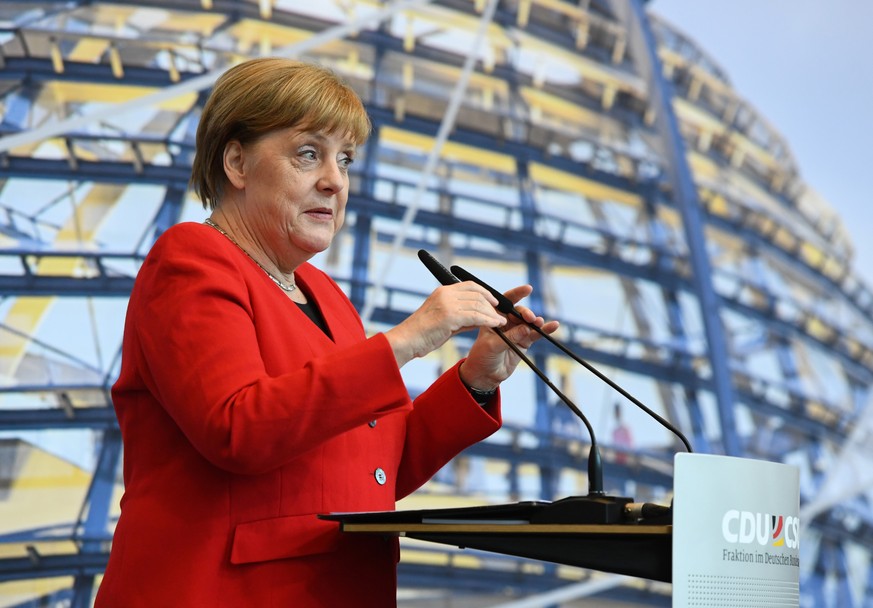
722 510 800 550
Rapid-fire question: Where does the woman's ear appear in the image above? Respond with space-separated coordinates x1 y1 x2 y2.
223 140 246 190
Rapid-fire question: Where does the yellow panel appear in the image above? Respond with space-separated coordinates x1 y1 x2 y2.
380 125 517 174
673 97 726 134
0 298 54 379
411 59 509 96
676 95 783 177
84 4 225 34
0 577 73 605
658 48 683 71
772 227 796 251
67 38 110 62
0 185 122 379
397 492 484 511
517 30 644 95
521 561 546 574
517 463 539 476
399 545 482 570
531 0 588 19
520 86 604 130
225 18 313 50
806 317 835 343
845 338 864 358
755 215 776 235
800 241 824 269
555 564 586 580
451 554 482 569
483 459 510 474
728 131 778 172
707 193 730 218
82 3 139 24
687 150 720 181
0 541 78 559
141 12 227 35
658 204 682 229
529 163 640 207
821 257 845 281
688 63 732 97
56 185 122 243
401 549 450 566
44 81 196 112
659 47 732 97
0 445 90 534
409 4 511 46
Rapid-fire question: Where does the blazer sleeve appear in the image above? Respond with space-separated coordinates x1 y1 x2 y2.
120 227 411 476
394 361 502 499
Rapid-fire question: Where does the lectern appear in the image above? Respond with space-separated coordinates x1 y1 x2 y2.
322 454 800 607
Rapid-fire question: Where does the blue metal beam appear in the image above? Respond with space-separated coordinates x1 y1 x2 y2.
0 249 140 296
0 551 108 583
0 274 134 296
613 0 740 455
72 428 121 608
0 56 199 88
0 407 116 430
0 156 190 187
349 125 382 311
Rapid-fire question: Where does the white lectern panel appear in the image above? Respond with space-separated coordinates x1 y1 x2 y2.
673 453 800 607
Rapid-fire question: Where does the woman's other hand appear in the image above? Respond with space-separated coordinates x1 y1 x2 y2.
459 285 560 391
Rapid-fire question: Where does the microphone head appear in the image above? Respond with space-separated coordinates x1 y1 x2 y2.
418 249 460 286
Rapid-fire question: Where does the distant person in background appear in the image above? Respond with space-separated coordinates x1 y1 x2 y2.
95 57 558 607
612 402 634 465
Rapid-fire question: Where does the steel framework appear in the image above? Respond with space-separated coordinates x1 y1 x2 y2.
1 1 871 605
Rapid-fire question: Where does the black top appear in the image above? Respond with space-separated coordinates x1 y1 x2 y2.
296 299 330 337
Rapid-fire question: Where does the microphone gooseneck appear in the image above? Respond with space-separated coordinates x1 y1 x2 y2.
417 250 604 496
417 250 679 524
450 264 693 454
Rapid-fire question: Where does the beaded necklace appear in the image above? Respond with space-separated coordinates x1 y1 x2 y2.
204 218 297 293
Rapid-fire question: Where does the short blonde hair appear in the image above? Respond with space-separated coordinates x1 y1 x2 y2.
190 58 371 209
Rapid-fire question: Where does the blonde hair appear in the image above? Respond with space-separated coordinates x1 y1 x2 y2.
190 58 371 209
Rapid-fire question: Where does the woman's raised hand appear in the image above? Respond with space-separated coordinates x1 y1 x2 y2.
384 282 507 367
384 282 559 386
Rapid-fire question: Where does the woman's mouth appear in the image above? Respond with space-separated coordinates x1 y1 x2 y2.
305 208 333 221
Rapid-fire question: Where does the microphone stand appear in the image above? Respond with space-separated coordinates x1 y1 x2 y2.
450 264 694 454
485 324 634 523
418 250 632 524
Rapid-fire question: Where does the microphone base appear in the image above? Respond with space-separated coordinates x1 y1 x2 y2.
529 494 633 525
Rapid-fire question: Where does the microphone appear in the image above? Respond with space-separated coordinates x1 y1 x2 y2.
624 501 672 523
450 264 693 454
417 249 460 286
418 250 630 524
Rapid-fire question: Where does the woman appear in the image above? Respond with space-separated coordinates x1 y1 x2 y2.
96 57 557 607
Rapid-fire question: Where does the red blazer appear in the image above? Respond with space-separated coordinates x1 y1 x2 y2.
95 223 502 607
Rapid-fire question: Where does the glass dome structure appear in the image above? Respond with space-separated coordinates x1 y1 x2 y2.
1 1 871 605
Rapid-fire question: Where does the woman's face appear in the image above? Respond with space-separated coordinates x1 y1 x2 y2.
225 125 357 268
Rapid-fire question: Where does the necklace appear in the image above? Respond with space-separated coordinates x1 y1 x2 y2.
204 218 297 293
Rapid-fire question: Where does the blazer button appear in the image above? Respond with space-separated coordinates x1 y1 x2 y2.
374 468 387 485
368 420 377 428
